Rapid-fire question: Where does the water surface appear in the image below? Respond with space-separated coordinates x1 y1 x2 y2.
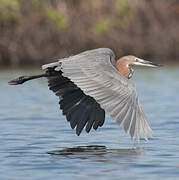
0 67 179 180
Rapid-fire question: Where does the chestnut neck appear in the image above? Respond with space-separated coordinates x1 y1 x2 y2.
116 59 130 78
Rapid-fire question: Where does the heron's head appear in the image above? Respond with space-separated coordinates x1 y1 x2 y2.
116 55 161 79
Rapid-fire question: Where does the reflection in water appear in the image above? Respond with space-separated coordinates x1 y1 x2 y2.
48 145 144 163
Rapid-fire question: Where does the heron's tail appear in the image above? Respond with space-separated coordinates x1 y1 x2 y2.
42 61 60 70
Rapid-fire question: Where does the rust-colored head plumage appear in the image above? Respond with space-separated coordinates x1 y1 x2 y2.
116 56 136 79
116 55 160 79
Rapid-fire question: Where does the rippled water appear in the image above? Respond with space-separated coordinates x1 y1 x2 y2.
1 67 179 180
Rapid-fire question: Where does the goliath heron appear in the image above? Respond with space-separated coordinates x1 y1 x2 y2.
8 48 160 141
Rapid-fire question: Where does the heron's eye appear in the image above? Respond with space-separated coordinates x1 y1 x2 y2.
135 58 139 62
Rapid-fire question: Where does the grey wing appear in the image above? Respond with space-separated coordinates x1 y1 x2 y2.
57 48 152 141
46 68 105 136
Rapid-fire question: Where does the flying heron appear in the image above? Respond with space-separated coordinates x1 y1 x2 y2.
8 48 160 141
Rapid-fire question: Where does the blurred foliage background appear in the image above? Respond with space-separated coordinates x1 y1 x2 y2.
0 0 179 66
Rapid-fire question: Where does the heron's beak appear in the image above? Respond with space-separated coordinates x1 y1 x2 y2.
133 58 161 67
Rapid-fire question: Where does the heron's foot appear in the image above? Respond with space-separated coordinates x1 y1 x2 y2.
8 76 29 85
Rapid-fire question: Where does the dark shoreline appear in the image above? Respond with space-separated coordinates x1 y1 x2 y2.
0 0 179 66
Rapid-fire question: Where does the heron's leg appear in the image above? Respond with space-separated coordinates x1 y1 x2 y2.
8 74 47 85
8 67 60 85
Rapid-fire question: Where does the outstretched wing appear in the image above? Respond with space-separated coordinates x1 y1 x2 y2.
57 48 152 141
46 68 105 136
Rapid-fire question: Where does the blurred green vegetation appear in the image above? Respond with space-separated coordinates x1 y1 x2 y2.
0 0 178 66
93 18 110 34
45 8 68 28
0 0 20 21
